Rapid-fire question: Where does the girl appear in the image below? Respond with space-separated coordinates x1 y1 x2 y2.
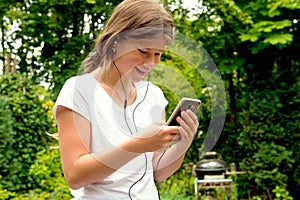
54 0 199 199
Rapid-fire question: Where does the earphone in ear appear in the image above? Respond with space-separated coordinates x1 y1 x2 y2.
112 41 118 53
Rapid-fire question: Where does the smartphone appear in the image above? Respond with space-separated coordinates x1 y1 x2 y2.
166 97 201 126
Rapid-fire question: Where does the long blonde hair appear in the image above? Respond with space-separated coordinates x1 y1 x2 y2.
80 0 174 74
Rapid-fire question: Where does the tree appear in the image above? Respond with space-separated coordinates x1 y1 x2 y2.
164 0 300 198
0 0 122 98
234 0 300 198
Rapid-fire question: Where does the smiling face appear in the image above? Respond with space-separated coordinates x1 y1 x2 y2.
113 37 166 82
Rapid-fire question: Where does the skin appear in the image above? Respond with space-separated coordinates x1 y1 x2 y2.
55 37 199 190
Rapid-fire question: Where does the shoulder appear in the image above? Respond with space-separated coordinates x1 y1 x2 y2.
61 73 96 93
64 73 94 86
55 73 96 105
54 73 95 120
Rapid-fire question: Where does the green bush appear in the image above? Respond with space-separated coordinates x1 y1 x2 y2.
233 82 299 198
0 72 56 193
9 148 72 200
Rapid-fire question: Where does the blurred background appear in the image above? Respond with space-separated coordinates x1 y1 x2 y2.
0 0 299 199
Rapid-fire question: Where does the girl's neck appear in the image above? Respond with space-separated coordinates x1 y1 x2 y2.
93 66 136 106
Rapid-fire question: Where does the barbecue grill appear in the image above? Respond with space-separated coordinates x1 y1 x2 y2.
194 152 228 180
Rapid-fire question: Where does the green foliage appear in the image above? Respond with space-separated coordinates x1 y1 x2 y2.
234 80 299 198
1 0 122 98
239 20 293 53
273 186 293 200
251 186 293 200
159 162 195 198
0 148 71 200
0 72 55 193
165 0 300 199
160 190 194 200
28 149 66 192
242 142 293 188
1 0 300 199
238 0 297 54
10 149 72 200
0 179 17 199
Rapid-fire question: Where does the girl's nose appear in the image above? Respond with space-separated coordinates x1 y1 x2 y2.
144 53 160 66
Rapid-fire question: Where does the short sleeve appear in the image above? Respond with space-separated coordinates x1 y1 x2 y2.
53 75 92 122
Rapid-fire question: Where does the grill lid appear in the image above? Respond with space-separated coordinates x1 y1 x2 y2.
195 151 227 171
196 159 227 171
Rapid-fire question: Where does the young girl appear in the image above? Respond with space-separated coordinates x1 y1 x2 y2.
53 0 199 199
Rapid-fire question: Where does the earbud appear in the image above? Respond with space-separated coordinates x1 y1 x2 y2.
112 40 118 53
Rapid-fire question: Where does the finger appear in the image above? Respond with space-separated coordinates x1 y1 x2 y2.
179 120 194 139
177 115 190 131
178 126 189 141
180 111 198 132
185 110 199 125
164 125 179 132
180 111 194 126
186 110 199 128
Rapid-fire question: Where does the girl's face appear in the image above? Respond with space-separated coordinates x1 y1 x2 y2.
114 37 166 82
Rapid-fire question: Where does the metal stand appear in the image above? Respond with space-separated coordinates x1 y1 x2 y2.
194 178 233 200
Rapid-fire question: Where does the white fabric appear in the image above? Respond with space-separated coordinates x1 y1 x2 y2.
53 73 168 200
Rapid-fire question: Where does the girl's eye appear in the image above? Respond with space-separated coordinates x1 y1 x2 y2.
138 49 148 54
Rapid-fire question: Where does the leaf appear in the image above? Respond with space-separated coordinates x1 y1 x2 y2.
263 33 293 45
254 20 292 32
239 34 259 42
86 0 96 4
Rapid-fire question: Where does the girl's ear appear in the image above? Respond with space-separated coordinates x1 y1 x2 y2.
112 40 118 53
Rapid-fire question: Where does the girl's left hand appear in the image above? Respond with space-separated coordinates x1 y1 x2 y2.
176 110 199 147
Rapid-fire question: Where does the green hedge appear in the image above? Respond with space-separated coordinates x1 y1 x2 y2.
0 73 55 193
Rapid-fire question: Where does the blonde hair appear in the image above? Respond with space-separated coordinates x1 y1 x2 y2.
80 0 174 74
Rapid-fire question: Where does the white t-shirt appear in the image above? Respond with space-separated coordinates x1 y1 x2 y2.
53 73 168 200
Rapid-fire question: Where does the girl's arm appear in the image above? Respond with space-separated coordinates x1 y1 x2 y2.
56 106 178 189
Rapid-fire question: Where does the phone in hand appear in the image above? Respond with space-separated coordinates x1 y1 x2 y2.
166 97 201 126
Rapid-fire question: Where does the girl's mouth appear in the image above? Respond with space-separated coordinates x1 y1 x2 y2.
136 67 147 76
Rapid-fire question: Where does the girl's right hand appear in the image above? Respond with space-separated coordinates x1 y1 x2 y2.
135 123 180 153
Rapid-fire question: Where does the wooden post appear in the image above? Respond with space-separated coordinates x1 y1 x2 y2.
11 57 17 73
5 54 11 73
